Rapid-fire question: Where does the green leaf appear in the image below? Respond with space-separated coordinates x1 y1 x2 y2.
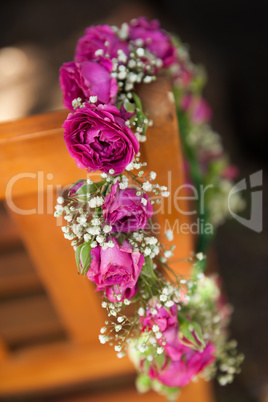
190 321 205 348
75 244 84 274
123 98 136 113
142 256 157 281
154 351 165 370
136 374 152 393
80 242 92 275
179 321 200 349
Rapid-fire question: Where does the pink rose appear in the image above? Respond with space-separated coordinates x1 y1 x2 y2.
146 326 215 387
129 17 177 68
141 299 178 332
181 94 212 124
87 237 144 302
149 333 215 387
59 59 118 110
102 182 153 233
75 24 129 63
62 103 139 175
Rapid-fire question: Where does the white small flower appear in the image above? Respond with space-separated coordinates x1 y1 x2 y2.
117 352 126 358
84 233 91 242
142 181 152 192
115 325 122 332
91 218 101 226
89 95 98 103
87 178 93 184
118 52 127 63
99 335 108 344
55 204 64 212
77 216 87 224
61 226 69 233
143 76 153 83
119 182 128 189
96 235 105 244
114 345 121 352
145 237 158 245
138 307 145 316
196 252 204 261
136 47 145 57
95 49 104 57
141 197 147 206
125 82 134 91
100 326 107 334
152 324 159 333
164 250 173 259
101 302 107 308
64 233 76 240
165 229 174 241
133 232 143 242
107 240 115 248
150 171 157 180
155 332 162 340
117 316 124 323
64 215 72 222
57 196 64 204
160 294 168 302
128 59 136 69
124 299 131 305
144 247 151 256
139 344 148 353
100 172 108 178
91 241 97 248
153 246 160 255
88 196 104 208
88 227 100 236
157 347 164 354
117 23 129 40
103 225 112 233
165 300 174 308
162 191 170 198
118 70 127 80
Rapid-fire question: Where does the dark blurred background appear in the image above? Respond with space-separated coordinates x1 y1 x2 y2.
0 1 267 401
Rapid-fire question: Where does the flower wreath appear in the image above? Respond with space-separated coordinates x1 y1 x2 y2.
55 17 244 401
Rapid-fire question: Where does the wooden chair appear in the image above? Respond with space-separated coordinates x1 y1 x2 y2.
0 77 214 401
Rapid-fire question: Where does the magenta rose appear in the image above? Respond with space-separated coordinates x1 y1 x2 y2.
75 24 129 63
141 299 178 332
181 94 212 124
87 237 144 302
129 17 177 68
102 182 153 233
62 104 139 175
145 325 215 387
59 59 118 110
148 330 215 387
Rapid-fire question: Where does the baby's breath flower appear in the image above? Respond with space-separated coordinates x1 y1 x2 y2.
138 307 145 316
142 181 153 192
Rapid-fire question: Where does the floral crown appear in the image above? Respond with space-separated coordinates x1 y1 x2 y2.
55 17 244 401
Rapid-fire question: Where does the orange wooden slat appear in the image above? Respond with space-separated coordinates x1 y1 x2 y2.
0 340 135 395
0 293 64 347
0 249 42 297
139 77 194 276
7 191 106 347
